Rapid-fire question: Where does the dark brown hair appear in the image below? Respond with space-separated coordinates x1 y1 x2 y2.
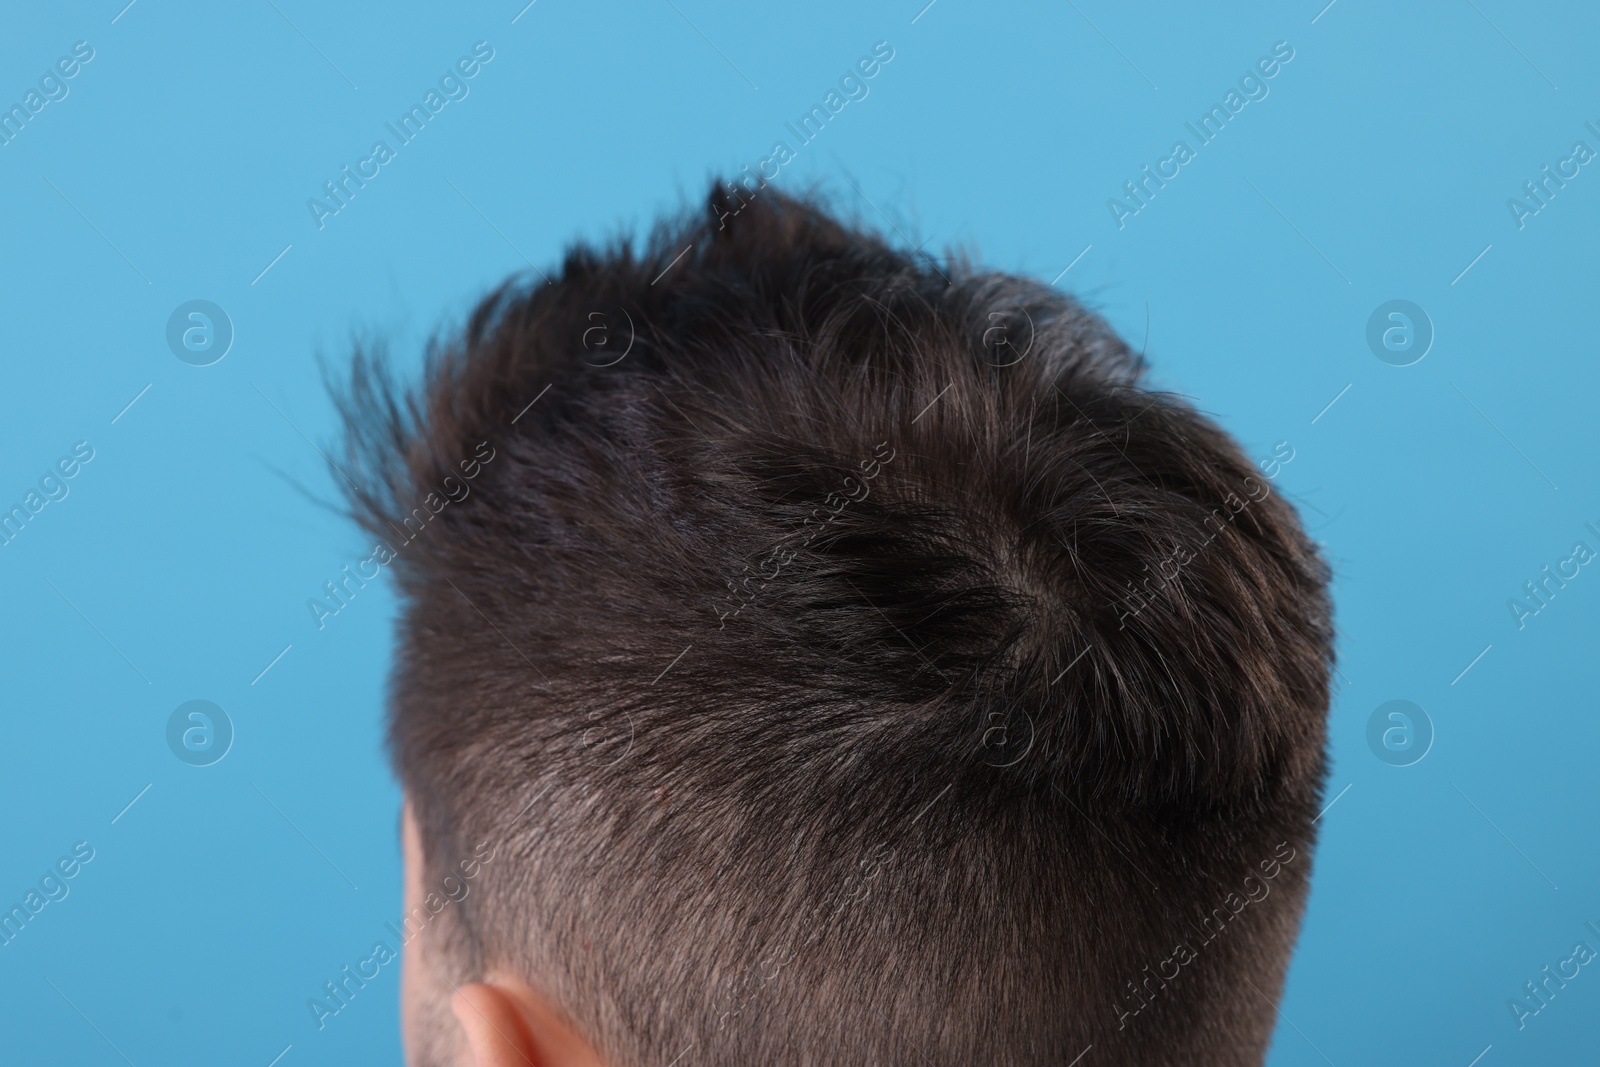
336 182 1334 1066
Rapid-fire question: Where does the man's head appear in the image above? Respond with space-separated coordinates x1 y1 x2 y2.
337 183 1333 1066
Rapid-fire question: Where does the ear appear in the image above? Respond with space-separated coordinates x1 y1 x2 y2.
452 981 606 1067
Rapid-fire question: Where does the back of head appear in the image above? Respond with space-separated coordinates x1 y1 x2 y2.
338 183 1333 1066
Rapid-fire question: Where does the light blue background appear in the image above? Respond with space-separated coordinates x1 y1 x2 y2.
2 1 1596 1064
